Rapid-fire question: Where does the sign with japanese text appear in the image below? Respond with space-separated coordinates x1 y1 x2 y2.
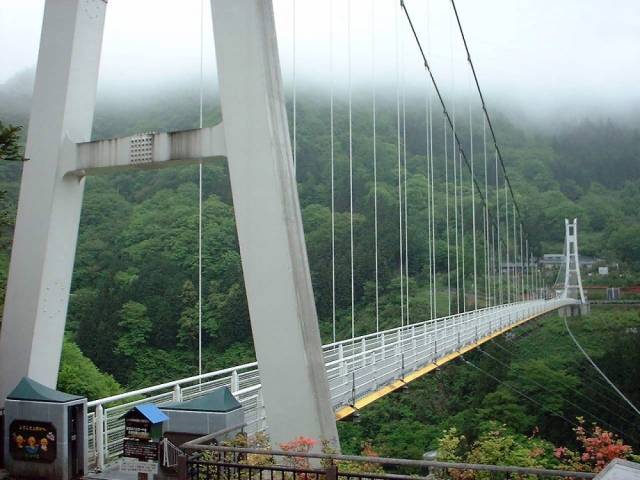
9 420 57 463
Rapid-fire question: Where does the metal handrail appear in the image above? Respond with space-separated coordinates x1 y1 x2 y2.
88 297 575 470
181 443 596 479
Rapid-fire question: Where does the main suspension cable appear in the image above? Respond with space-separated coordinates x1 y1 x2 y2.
401 1 511 315
401 1 507 257
448 0 527 244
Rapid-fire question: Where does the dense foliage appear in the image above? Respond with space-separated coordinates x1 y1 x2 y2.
0 74 639 398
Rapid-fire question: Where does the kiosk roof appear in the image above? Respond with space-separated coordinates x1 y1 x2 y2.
162 386 241 413
7 377 84 403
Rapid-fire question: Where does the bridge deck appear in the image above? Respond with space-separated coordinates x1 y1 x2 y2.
87 297 575 470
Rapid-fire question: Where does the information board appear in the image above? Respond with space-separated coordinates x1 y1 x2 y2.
125 417 151 440
123 439 159 462
9 420 57 463
121 458 159 475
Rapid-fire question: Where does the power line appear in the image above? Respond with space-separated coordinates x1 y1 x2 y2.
462 357 581 429
477 347 639 443
564 317 640 417
492 336 639 420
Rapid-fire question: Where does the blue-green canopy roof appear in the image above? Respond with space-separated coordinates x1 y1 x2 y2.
7 377 84 403
162 386 241 413
121 403 169 424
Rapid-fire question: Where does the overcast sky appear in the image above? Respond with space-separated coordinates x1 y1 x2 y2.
2 0 640 118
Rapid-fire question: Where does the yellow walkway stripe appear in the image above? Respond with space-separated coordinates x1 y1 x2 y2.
335 307 557 420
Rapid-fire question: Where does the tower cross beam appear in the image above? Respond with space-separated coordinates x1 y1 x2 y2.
67 123 226 176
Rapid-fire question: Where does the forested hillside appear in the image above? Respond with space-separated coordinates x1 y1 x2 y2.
1 72 640 395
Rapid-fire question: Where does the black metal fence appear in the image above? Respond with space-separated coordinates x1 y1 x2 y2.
177 442 596 480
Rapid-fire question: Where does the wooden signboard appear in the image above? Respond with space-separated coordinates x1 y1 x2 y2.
125 417 151 441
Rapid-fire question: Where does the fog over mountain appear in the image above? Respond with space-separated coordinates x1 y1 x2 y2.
2 0 640 128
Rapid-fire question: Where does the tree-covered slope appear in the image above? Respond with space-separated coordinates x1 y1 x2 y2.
1 75 639 391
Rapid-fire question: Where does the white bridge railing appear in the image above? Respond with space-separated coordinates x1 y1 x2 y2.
87 297 575 471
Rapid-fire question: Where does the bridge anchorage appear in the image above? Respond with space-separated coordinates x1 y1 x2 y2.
0 0 590 474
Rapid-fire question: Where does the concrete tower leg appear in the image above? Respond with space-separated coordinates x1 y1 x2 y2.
209 0 339 447
0 0 106 404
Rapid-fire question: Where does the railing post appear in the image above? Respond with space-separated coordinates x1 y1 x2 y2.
230 369 240 393
257 390 267 431
339 344 348 376
173 384 182 402
340 360 348 377
177 454 188 480
351 371 357 405
325 464 338 480
411 325 417 351
95 404 105 472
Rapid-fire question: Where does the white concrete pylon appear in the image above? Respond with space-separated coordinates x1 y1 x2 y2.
0 0 340 448
562 218 587 304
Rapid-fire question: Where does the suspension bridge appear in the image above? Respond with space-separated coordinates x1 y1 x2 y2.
0 0 592 474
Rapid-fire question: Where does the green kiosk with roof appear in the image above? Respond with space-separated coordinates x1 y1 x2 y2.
160 386 245 447
3 377 87 479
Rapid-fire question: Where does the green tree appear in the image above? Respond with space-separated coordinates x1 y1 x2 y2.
57 338 123 400
0 121 21 162
116 301 151 358
177 280 199 350
609 225 640 269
